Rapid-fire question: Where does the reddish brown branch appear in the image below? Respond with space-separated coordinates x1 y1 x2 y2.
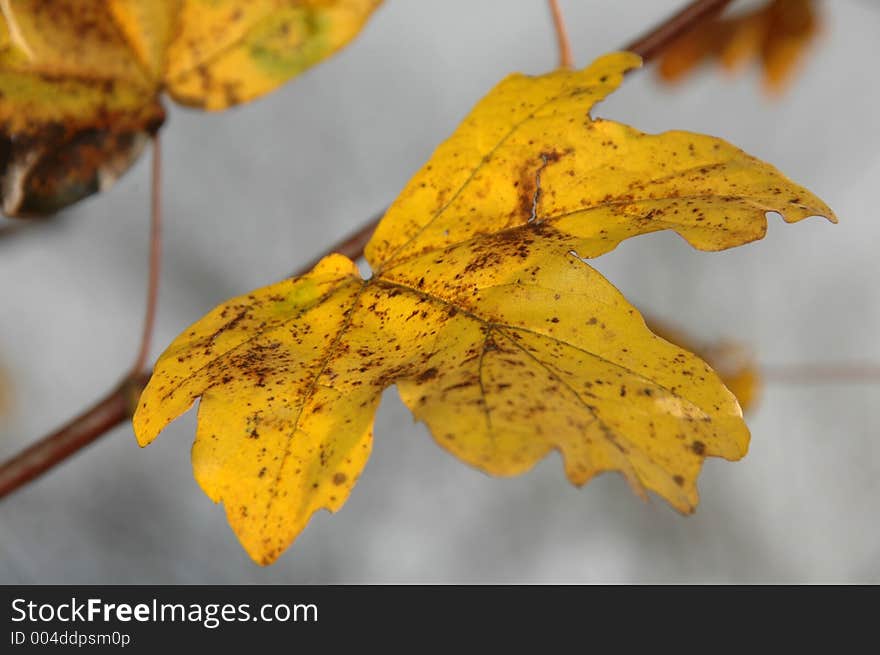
297 210 384 276
0 374 149 498
548 0 574 68
0 0 739 500
624 0 734 61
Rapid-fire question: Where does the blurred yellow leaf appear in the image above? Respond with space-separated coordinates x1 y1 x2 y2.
644 318 762 413
658 0 820 96
134 52 835 564
0 0 382 216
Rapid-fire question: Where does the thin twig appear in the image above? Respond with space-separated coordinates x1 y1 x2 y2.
763 365 880 385
548 0 574 68
131 136 163 374
0 0 741 499
624 0 734 61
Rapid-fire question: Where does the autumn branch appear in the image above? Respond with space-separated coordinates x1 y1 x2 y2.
0 375 149 496
623 0 733 61
0 0 738 500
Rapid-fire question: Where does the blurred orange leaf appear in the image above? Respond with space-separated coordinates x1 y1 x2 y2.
657 0 820 96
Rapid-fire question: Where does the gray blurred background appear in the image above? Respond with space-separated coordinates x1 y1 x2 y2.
1 0 878 583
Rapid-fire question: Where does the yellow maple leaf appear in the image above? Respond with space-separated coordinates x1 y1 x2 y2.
0 0 382 216
134 52 835 565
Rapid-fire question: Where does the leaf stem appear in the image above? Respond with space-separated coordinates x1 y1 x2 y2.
0 0 744 499
131 136 163 375
548 0 574 68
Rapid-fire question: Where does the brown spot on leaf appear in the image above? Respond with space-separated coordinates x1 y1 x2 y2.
417 367 439 382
